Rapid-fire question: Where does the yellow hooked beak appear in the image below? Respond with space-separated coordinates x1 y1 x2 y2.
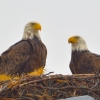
31 23 41 31
68 36 79 43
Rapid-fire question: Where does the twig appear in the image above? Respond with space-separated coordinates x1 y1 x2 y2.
90 80 100 89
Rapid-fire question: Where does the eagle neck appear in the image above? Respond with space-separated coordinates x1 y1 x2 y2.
71 41 88 51
34 31 41 40
22 30 41 40
72 50 89 55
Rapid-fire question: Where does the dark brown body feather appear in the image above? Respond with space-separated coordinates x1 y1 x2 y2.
70 50 100 74
0 36 47 75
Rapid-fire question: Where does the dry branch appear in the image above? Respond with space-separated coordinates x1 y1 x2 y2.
0 74 100 100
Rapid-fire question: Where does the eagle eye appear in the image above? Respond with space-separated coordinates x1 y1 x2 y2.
31 23 36 26
74 36 79 39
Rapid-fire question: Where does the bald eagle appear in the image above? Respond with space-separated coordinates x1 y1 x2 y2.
68 35 100 74
0 21 47 76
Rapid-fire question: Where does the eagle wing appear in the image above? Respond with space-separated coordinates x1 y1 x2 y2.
70 51 100 74
26 38 47 71
0 40 31 75
80 51 100 74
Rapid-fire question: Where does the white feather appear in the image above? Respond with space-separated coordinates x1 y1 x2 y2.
22 21 41 40
71 35 88 51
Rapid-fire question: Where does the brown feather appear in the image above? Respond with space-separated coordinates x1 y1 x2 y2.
0 36 47 75
70 50 100 74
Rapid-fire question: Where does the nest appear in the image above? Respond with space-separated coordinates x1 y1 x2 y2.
0 74 100 100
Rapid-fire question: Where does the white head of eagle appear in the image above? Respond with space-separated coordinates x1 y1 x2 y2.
22 21 41 40
68 35 88 51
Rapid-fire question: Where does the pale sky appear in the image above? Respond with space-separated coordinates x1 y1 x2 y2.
0 0 100 75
